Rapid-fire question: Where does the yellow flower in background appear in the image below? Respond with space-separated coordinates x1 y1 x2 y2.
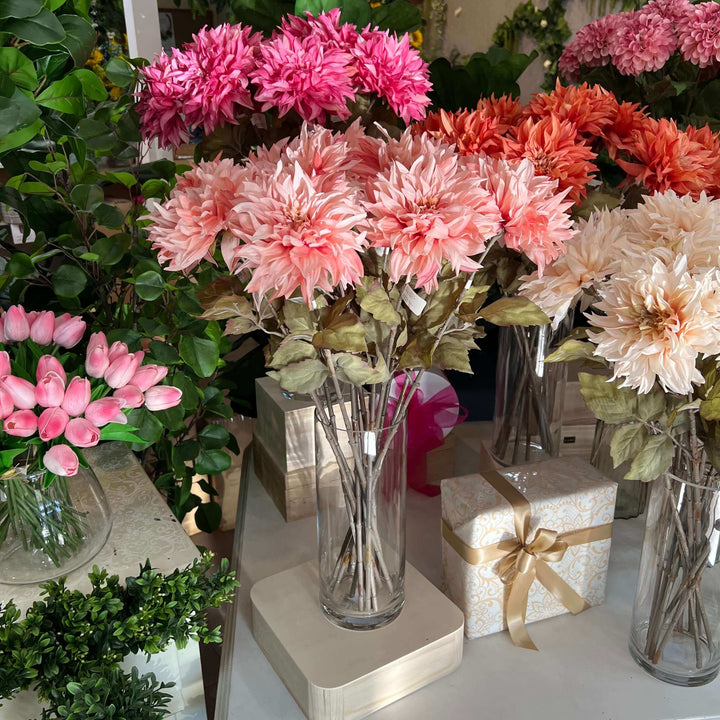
86 48 104 68
370 2 382 7
410 29 423 49
110 86 123 100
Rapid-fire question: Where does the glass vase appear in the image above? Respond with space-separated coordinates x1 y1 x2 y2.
590 420 648 519
629 445 720 686
491 318 571 466
315 385 407 630
0 466 112 584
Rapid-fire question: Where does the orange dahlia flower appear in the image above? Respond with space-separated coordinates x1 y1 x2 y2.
476 94 524 134
414 108 506 156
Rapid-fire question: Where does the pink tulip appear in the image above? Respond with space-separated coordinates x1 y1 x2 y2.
0 375 36 409
104 354 139 389
84 397 125 427
0 384 13 419
29 311 56 345
43 444 79 477
64 417 100 448
113 384 144 409
130 365 168 392
110 411 128 425
87 331 108 355
36 371 66 408
0 351 10 377
0 316 5 339
108 341 129 363
4 306 30 342
36 355 67 384
61 377 91 416
53 315 86 348
144 385 183 411
38 406 69 441
4 409 38 437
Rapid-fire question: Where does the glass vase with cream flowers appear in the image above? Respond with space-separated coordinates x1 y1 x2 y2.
529 190 720 684
146 121 574 629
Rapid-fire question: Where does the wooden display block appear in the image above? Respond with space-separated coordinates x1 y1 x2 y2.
251 561 464 720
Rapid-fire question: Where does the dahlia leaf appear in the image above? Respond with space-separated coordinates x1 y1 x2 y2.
479 296 550 327
267 358 329 394
624 435 673 482
610 423 648 468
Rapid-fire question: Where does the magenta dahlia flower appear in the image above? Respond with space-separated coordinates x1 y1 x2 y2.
677 2 720 67
558 43 582 82
250 33 356 123
351 30 431 124
609 12 678 76
279 8 359 49
573 15 620 69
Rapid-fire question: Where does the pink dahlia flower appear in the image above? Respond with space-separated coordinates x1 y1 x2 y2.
181 24 262 135
558 43 582 82
364 132 502 292
279 9 359 49
609 12 677 76
639 0 693 25
677 2 720 67
471 156 574 275
351 30 432 123
573 14 621 69
232 163 367 304
250 33 355 123
148 157 246 272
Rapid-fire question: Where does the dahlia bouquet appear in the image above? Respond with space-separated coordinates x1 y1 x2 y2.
145 121 573 622
136 9 431 157
559 0 720 127
0 305 182 564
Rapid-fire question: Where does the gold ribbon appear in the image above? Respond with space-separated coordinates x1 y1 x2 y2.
442 470 613 651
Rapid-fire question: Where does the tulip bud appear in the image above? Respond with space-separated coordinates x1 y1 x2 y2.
64 417 100 448
38 406 69 441
134 350 145 366
53 315 86 348
86 331 110 378
110 411 128 425
43 444 79 477
104 354 139 389
0 375 36 409
88 331 108 355
84 398 125 427
0 384 13 419
0 351 10 377
108 341 129 363
130 364 168 392
113 384 144 409
29 311 56 345
61 377 91 417
36 371 66 408
37 355 67 384
4 409 38 437
4 306 30 342
144 385 183 411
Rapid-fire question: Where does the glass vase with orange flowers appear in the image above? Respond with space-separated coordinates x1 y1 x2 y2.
144 121 574 629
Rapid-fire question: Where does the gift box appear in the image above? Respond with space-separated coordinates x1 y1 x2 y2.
441 456 617 646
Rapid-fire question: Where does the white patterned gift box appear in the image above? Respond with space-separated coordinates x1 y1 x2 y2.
441 456 617 643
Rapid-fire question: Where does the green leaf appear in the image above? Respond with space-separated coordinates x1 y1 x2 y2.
92 232 131 266
334 353 390 386
36 51 72 82
5 9 66 45
53 264 88 297
294 0 371 25
635 388 666 423
313 315 367 353
610 423 648 468
283 300 316 333
479 296 550 326
0 87 40 136
358 284 401 326
0 47 38 90
179 336 220 378
545 339 600 364
433 332 474 373
140 178 170 199
134 270 165 301
99 423 144 443
70 68 107 101
625 434 673 481
36 75 84 115
269 339 317 369
70 183 103 211
94 203 125 229
370 0 422 32
105 56 136 88
148 340 181 365
0 117 43 154
578 372 637 425
198 425 231 450
55 15 96 65
7 252 35 278
201 294 254 321
267 358 329 394
127 407 164 448
194 501 223 533
0 446 25 468
195 449 232 475
0 0 43 19
176 439 200 462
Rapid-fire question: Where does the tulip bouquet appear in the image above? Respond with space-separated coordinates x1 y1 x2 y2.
0 305 182 566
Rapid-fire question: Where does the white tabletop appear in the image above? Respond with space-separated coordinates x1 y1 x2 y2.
217 457 720 720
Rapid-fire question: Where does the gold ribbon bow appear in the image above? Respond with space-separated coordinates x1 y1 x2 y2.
442 470 613 651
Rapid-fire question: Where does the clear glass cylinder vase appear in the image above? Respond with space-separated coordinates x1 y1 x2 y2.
315 394 406 631
491 318 571 466
629 449 720 686
0 465 112 584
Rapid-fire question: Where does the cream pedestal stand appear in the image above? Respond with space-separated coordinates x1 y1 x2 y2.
0 443 207 720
